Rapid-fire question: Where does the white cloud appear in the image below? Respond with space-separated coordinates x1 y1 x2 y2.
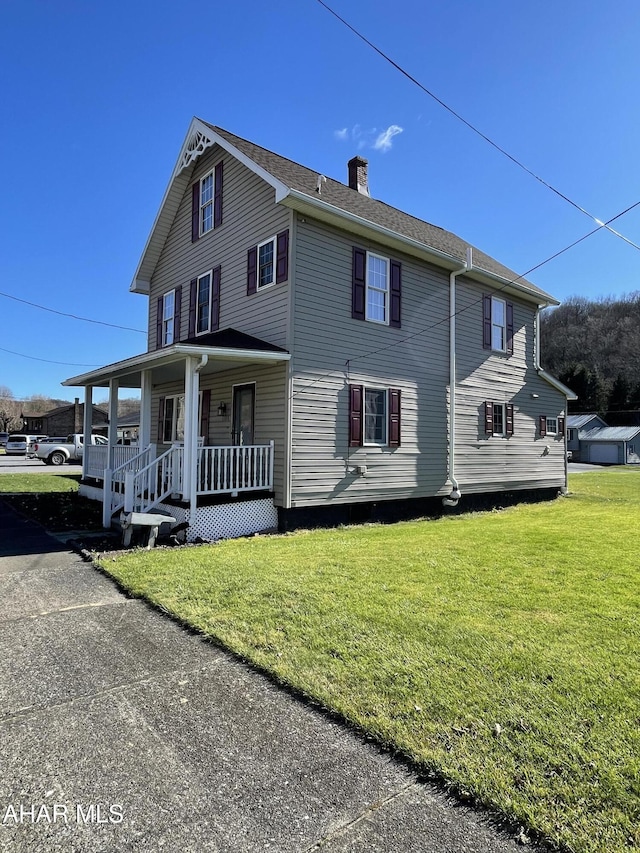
334 123 404 153
373 124 403 153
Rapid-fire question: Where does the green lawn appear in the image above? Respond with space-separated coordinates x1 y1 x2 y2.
101 470 639 852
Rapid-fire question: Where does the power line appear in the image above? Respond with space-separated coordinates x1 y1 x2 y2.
0 289 146 333
0 346 101 367
290 199 640 399
314 0 640 253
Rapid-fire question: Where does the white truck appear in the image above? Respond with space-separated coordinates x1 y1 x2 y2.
33 434 108 466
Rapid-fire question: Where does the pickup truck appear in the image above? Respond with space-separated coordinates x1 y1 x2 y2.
33 434 108 466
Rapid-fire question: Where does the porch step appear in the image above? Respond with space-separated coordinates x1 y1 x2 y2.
120 511 177 549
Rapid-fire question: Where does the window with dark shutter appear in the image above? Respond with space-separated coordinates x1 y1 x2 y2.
558 416 565 436
211 266 221 331
390 261 401 328
484 401 494 434
275 229 289 284
506 403 514 436
483 295 492 349
157 397 166 441
388 389 401 446
352 248 366 320
247 246 257 295
156 297 163 350
349 384 364 447
188 278 197 338
506 303 514 355
539 416 547 437
200 389 211 442
191 184 200 243
213 162 223 228
174 285 182 343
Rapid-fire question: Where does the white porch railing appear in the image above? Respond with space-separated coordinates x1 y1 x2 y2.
197 442 275 495
99 442 274 527
86 444 141 480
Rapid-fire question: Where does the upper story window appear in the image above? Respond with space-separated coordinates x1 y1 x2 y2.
196 271 212 334
483 294 514 355
258 237 275 289
352 247 401 327
191 161 223 242
546 417 558 435
162 290 175 346
200 173 214 235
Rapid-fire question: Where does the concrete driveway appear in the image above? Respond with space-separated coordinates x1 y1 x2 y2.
0 500 529 852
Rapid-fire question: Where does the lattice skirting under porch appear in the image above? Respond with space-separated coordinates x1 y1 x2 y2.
155 498 278 543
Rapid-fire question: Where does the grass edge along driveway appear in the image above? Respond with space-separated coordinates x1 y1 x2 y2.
101 470 640 853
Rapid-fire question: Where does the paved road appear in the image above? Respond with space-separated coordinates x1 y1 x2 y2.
0 500 530 853
0 455 79 475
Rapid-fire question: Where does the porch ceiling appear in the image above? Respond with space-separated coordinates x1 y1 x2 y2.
63 344 291 390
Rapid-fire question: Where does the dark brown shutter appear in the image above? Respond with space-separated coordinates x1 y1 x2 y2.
157 396 166 441
352 247 366 320
211 266 221 331
558 416 565 436
506 302 514 355
275 229 289 284
506 403 514 436
191 183 200 242
156 297 163 349
188 278 197 338
349 384 364 447
539 416 547 437
214 162 223 228
388 389 401 447
390 261 401 328
174 285 182 343
484 401 494 434
200 389 211 443
483 295 492 349
247 246 257 295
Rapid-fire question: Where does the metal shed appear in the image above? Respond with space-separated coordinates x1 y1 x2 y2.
579 426 640 465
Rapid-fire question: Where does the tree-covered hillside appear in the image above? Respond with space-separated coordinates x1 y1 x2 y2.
540 292 640 420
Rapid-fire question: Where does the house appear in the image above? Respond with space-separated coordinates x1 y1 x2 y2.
578 426 640 465
566 413 607 460
22 398 108 437
64 118 575 542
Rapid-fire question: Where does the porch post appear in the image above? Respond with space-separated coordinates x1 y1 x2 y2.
183 356 200 520
139 369 152 448
108 379 119 470
81 385 93 481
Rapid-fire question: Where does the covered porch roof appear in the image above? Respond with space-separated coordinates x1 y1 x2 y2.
63 329 290 390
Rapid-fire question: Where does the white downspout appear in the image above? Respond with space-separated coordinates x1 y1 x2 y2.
443 248 473 508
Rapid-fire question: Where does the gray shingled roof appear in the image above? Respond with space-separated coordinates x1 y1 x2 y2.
567 414 607 429
580 426 640 441
207 122 556 303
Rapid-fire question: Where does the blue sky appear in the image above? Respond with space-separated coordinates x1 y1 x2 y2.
1 0 639 402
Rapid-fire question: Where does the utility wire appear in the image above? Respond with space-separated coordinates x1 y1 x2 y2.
290 199 640 399
315 0 640 253
0 346 100 367
0 289 145 333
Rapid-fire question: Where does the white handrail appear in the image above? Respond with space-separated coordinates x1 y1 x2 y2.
197 442 274 495
124 445 182 515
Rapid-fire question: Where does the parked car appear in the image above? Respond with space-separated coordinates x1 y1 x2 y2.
0 432 8 448
5 434 40 456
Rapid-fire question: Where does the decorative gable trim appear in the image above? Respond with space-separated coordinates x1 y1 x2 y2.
176 126 218 174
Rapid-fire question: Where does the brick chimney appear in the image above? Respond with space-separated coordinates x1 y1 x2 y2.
348 156 370 196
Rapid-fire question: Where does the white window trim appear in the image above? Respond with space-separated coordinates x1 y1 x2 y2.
363 386 388 446
162 289 175 347
162 393 185 444
365 251 390 326
195 270 213 336
200 171 214 236
546 417 558 436
491 296 507 353
492 402 506 437
257 236 276 290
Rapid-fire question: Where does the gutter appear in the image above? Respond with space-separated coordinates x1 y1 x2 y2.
443 248 473 508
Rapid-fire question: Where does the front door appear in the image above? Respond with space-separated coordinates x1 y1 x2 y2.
232 384 255 445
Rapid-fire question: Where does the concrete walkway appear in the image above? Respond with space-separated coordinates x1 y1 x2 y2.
0 500 530 853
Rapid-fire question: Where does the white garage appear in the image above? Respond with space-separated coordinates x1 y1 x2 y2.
580 426 640 465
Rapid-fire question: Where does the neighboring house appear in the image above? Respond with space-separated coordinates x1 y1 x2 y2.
566 413 608 460
22 398 108 437
117 411 141 444
64 118 575 542
579 426 640 465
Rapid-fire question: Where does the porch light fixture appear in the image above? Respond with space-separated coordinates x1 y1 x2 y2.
217 402 227 417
